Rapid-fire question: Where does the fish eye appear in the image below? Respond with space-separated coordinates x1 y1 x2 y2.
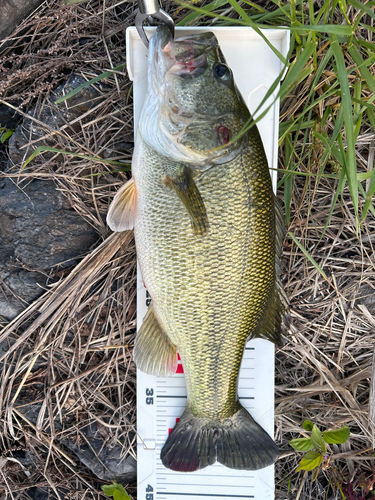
213 63 229 79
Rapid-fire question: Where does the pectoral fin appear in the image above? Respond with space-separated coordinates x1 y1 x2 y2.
107 177 136 232
133 304 178 376
163 165 209 236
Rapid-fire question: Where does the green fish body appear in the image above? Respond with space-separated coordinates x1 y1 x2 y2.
107 26 288 472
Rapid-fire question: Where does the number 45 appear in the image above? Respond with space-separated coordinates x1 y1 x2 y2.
146 484 153 499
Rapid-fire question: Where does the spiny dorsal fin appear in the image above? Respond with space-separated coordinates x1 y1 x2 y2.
163 165 209 236
133 304 178 377
107 177 136 232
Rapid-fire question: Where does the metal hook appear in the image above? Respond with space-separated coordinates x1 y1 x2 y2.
135 0 174 48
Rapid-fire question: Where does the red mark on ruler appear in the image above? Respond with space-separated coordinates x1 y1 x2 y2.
168 417 180 435
176 353 184 373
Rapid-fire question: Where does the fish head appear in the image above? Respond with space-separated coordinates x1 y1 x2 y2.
149 26 249 163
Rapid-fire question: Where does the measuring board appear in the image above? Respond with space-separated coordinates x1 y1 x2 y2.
127 26 290 500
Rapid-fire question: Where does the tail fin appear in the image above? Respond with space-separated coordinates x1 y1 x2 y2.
160 405 279 472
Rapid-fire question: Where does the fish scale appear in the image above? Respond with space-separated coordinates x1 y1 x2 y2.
135 133 274 421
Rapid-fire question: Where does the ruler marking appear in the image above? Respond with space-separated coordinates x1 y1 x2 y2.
157 395 188 398
156 492 254 498
157 482 255 486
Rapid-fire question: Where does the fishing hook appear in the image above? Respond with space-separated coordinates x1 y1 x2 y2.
135 0 175 48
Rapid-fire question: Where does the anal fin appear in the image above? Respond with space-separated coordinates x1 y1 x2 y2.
107 177 136 232
133 304 178 376
163 165 209 236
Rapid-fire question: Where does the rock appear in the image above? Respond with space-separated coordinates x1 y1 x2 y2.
16 401 136 484
0 177 98 320
356 284 375 315
0 103 23 172
62 420 136 484
0 0 44 42
0 103 23 130
23 486 65 500
103 141 134 159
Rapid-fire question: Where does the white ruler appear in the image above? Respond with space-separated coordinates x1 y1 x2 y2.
128 26 290 500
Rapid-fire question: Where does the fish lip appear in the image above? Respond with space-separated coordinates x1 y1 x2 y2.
149 26 175 98
154 24 173 51
166 54 208 79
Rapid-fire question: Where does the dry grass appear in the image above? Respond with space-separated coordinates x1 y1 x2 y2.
0 1 138 497
275 109 375 498
0 0 374 499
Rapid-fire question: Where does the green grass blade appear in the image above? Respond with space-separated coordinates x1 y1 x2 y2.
256 4 292 23
226 0 287 63
240 0 268 14
276 168 375 183
177 0 229 26
288 232 328 280
361 22 375 34
319 166 347 242
359 184 375 219
348 45 375 94
294 24 353 35
367 106 375 130
275 167 340 181
22 146 131 170
361 167 375 221
280 40 317 100
348 0 375 22
359 185 375 217
284 133 293 225
330 34 358 218
279 85 339 144
351 96 375 113
356 39 375 51
279 119 316 143
175 1 353 35
54 63 126 104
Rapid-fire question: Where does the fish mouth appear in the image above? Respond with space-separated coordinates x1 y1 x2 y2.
148 28 215 123
163 33 217 78
151 27 218 82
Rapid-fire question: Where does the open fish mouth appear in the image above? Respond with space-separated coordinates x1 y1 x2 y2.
150 27 219 86
162 32 217 78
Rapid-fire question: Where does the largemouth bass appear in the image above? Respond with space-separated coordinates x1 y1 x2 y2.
107 26 289 472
